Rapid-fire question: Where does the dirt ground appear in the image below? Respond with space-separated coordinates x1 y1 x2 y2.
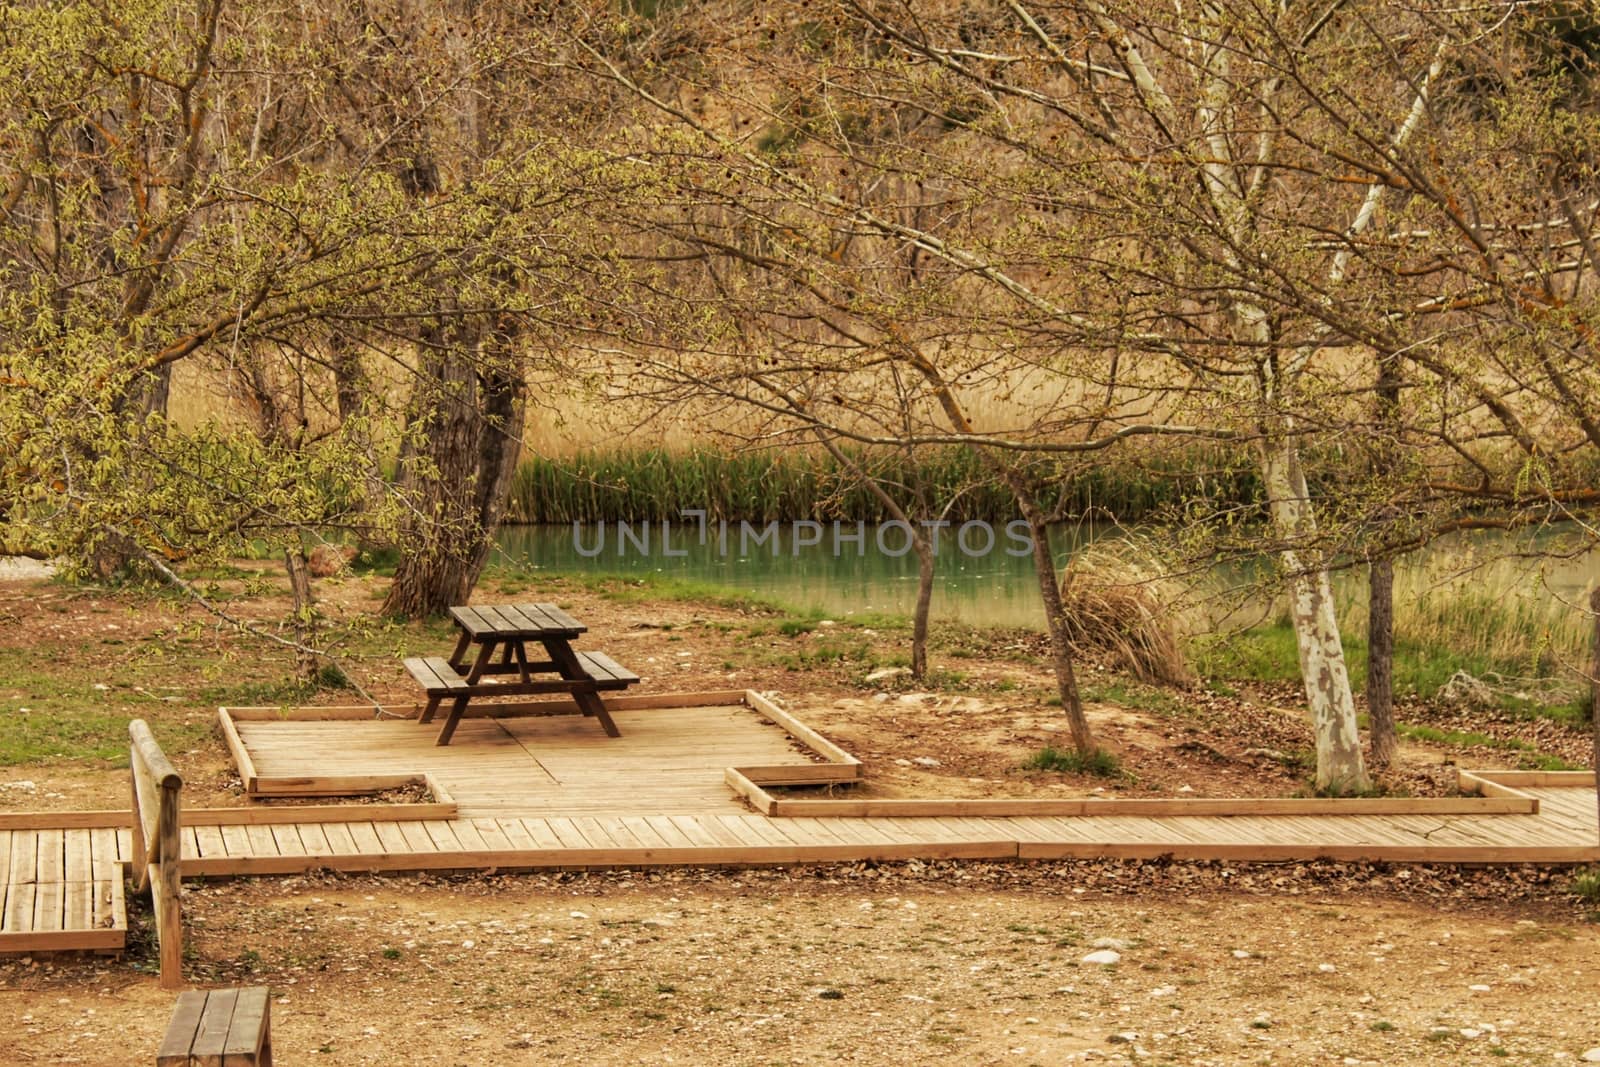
4 865 1600 1065
1 568 1598 1064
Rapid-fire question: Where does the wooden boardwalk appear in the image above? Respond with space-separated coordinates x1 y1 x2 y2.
1 693 1597 955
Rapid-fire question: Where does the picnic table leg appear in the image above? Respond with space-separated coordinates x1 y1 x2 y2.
574 687 621 738
542 639 621 737
435 694 470 746
511 641 533 683
463 640 497 684
417 694 443 725
446 630 472 672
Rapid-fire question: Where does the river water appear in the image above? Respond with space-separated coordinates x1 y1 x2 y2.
492 521 1597 631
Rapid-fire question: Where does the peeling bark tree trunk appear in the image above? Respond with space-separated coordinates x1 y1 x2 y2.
1367 557 1397 772
382 334 525 618
1261 438 1371 794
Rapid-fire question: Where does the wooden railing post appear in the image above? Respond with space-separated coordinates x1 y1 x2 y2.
129 719 184 989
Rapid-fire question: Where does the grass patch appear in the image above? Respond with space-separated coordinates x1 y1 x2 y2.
1571 867 1600 905
1082 680 1186 716
1022 745 1125 778
1396 723 1581 769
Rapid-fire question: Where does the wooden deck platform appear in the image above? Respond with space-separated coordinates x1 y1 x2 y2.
0 825 126 953
1 691 1596 956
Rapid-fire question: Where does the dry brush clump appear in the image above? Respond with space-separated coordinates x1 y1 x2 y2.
1058 543 1195 688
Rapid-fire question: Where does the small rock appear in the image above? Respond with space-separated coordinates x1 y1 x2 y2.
912 756 942 768
864 667 911 683
1469 984 1491 992
1092 937 1131 950
1107 1031 1138 1044
1317 963 1337 973
1580 1049 1600 1063
1231 949 1252 959
1081 950 1122 966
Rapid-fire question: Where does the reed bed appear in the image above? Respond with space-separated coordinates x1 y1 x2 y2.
504 445 1259 524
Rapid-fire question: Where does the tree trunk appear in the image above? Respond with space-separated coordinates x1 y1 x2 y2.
330 332 388 525
911 535 934 680
382 336 526 618
1261 437 1371 794
1367 351 1403 774
1020 503 1094 756
1367 557 1397 772
284 543 318 684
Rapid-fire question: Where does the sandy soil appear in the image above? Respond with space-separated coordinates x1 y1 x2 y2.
3 865 1599 1065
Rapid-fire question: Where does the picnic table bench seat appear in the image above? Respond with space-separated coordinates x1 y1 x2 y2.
158 986 272 1066
404 652 639 698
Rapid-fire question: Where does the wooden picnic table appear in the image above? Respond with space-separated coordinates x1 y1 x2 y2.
404 603 638 746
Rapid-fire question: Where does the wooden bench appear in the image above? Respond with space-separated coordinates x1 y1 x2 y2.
158 986 272 1066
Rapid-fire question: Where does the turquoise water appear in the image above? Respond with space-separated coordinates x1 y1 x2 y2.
492 520 1088 628
491 522 1597 631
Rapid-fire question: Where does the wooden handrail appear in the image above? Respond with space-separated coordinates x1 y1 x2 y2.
129 719 184 989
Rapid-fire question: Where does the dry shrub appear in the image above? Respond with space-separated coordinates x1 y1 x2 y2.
1058 542 1193 687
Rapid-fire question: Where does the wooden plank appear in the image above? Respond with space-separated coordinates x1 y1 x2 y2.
96 876 123 932
63 831 91 882
347 822 384 855
193 827 225 859
32 881 63 933
0 831 9 884
374 822 413 854
218 708 260 793
723 769 775 815
734 763 863 785
221 987 270 1067
244 825 280 859
744 690 860 767
397 821 437 853
546 817 591 849
524 602 587 633
186 802 456 825
226 706 384 721
469 819 513 852
9 830 37 884
0 810 129 830
296 823 332 855
157 990 208 1067
2 883 36 933
191 987 240 1065
321 823 361 857
518 818 566 850
64 880 90 936
448 819 489 852
270 824 306 857
90 828 119 879
495 818 538 850
219 825 251 858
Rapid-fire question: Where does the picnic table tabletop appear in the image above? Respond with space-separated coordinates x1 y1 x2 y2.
447 603 586 639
